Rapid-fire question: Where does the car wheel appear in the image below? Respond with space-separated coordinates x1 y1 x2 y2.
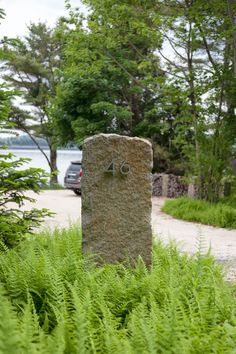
73 189 81 196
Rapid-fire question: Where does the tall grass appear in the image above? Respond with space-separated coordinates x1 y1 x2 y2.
162 197 236 229
0 226 235 353
220 195 236 209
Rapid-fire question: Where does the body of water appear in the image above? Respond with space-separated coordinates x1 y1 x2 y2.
7 149 83 185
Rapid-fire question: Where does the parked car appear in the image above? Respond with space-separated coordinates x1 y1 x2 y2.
64 161 82 195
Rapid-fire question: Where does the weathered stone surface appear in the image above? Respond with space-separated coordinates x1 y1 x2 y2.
152 173 163 196
152 173 189 198
81 134 153 266
167 174 188 198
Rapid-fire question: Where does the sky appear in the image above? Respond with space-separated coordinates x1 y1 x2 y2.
0 0 83 37
0 0 85 137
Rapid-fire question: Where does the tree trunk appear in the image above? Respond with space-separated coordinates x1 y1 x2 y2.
186 20 202 196
49 144 58 185
130 92 142 136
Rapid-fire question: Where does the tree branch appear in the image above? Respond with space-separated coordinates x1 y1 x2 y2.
163 34 187 62
197 25 218 71
158 49 188 79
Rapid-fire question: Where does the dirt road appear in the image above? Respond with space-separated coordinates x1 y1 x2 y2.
24 190 236 278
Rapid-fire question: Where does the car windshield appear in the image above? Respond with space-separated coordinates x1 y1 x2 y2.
69 163 81 171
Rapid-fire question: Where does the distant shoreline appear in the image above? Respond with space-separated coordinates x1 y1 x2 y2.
7 146 80 151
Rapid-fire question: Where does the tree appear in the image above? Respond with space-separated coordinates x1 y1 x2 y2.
54 0 187 172
156 0 236 201
3 22 64 185
0 151 53 248
54 0 236 200
0 9 52 247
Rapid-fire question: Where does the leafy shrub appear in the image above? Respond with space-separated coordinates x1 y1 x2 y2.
162 197 236 229
0 226 235 353
0 150 53 248
220 195 236 209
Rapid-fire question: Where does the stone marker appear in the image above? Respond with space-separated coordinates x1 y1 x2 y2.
81 134 153 266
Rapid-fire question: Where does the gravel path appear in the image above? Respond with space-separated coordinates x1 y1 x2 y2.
23 190 236 280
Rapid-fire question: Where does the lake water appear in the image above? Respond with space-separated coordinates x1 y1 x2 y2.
6 149 83 185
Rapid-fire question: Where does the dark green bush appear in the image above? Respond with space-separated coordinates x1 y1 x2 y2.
0 150 53 248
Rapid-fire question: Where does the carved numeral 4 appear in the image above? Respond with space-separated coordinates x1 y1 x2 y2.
105 160 115 175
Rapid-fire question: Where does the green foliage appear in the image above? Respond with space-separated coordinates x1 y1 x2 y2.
220 194 236 208
0 151 52 248
54 1 168 148
0 7 53 248
162 197 236 229
159 0 236 201
0 285 21 354
0 226 235 352
0 8 16 127
3 22 65 184
54 0 236 196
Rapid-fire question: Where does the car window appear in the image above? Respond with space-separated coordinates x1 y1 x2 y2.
69 163 81 171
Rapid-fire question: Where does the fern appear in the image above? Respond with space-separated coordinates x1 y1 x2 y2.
0 285 21 354
0 226 235 352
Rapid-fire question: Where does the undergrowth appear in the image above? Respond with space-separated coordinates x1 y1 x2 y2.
0 226 235 353
220 195 236 209
162 197 236 229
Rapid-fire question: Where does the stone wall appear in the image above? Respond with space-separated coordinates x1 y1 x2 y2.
152 174 163 196
152 173 231 198
152 173 189 198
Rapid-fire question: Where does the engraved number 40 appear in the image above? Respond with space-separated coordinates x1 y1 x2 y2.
105 160 130 176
